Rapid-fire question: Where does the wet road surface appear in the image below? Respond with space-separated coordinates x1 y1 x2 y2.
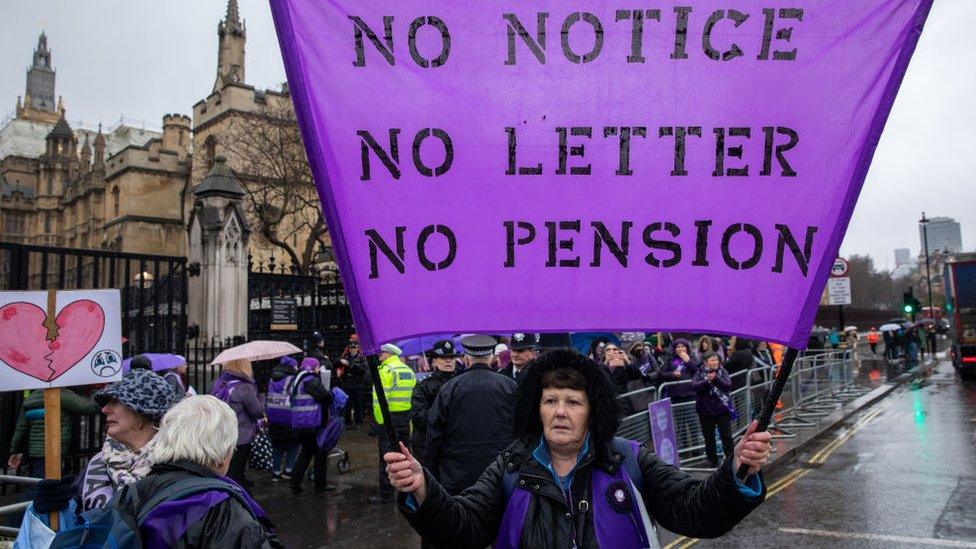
664 359 976 548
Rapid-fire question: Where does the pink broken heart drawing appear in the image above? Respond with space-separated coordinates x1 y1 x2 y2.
0 300 105 383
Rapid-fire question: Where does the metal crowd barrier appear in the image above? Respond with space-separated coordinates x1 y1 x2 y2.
0 474 39 539
617 349 866 467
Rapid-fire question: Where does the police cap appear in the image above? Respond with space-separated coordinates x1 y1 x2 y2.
460 335 497 357
427 339 460 359
509 332 538 351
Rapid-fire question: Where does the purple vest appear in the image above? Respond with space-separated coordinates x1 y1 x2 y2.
495 439 655 549
291 372 322 430
266 375 294 426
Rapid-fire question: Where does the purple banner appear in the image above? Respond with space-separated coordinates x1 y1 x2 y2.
648 398 679 467
270 0 932 352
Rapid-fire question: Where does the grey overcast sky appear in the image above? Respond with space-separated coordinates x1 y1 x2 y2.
2 1 974 270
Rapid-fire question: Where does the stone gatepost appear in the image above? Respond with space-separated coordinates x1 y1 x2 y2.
187 156 249 343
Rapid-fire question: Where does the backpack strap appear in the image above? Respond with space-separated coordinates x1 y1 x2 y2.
135 476 255 524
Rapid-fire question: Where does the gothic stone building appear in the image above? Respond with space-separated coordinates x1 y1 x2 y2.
1 1 326 270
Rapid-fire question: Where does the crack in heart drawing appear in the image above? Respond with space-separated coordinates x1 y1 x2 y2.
0 300 105 383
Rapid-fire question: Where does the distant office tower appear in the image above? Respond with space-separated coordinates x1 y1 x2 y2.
894 248 911 267
919 217 962 255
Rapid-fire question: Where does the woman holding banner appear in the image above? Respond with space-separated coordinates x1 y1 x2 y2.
383 350 771 548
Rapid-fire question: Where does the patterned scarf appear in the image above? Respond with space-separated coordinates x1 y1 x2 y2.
81 436 157 511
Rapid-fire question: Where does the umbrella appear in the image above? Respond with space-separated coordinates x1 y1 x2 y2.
915 318 936 325
879 323 902 332
395 333 460 356
122 353 186 373
887 317 911 325
210 340 302 365
844 326 858 332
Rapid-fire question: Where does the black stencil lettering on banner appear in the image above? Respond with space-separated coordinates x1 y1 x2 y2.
761 126 799 177
349 16 395 67
714 127 751 177
546 220 582 268
556 127 593 175
504 220 537 267
693 219 712 266
702 10 748 61
772 224 818 276
615 9 661 64
412 128 454 177
506 128 543 175
758 8 803 61
659 126 702 176
561 12 604 63
604 127 648 175
366 227 406 279
591 221 634 267
721 223 763 270
670 7 693 60
358 129 401 181
643 222 681 268
417 225 457 271
504 13 549 65
408 16 452 68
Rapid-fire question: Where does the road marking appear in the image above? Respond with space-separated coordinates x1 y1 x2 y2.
778 527 976 547
663 400 892 548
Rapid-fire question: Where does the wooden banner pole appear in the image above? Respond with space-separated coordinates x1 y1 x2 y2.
43 288 61 531
43 387 61 531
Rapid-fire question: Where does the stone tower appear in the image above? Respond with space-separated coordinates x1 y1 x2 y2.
187 156 250 342
25 32 56 112
215 0 246 91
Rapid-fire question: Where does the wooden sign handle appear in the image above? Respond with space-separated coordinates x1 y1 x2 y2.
44 387 62 531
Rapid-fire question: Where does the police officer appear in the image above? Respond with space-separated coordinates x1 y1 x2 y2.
307 332 335 373
410 340 459 465
369 343 416 504
499 332 538 382
289 357 334 495
426 335 516 495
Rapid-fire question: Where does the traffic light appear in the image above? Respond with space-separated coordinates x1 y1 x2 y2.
903 291 915 315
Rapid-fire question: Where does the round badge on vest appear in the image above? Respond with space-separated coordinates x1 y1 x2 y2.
605 480 632 514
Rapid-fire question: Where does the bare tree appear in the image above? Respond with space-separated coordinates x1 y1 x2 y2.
221 98 328 271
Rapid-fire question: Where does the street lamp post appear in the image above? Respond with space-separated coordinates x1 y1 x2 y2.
919 212 933 317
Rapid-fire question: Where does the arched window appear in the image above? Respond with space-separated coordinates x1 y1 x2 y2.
44 212 52 233
112 186 120 218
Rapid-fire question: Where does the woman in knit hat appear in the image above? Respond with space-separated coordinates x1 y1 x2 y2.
15 369 183 547
80 368 184 510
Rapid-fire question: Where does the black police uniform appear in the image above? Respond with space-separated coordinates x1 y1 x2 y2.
499 332 538 382
426 335 516 495
410 340 459 464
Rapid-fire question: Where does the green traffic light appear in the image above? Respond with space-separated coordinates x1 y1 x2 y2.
903 304 913 313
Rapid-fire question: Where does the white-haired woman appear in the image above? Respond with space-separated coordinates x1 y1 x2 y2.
120 395 282 548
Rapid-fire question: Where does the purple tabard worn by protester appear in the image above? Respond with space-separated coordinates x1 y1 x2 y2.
139 475 270 549
495 440 653 548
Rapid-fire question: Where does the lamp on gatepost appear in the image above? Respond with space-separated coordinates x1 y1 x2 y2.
919 212 933 319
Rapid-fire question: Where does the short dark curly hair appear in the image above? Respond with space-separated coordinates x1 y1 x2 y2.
513 350 621 455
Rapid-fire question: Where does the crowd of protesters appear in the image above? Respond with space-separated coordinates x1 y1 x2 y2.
2 331 781 547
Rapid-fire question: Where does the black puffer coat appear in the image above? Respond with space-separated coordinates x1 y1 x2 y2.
400 437 764 548
426 365 516 494
125 461 282 548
